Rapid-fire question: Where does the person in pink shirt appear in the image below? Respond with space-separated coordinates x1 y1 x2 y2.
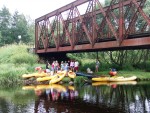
70 60 75 72
51 61 55 74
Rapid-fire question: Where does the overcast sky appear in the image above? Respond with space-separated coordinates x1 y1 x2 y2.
0 0 105 20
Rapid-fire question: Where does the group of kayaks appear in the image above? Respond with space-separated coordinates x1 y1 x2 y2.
22 70 137 85
75 72 137 82
22 70 76 84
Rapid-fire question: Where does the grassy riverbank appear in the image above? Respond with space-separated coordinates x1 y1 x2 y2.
78 58 150 81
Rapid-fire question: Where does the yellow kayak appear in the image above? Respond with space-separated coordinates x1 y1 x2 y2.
68 71 76 78
36 75 57 82
22 72 48 79
92 77 110 82
109 76 137 82
34 72 49 77
49 71 66 84
92 76 137 82
22 73 36 78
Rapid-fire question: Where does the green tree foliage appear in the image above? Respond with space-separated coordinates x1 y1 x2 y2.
10 11 30 44
0 6 11 46
0 6 34 46
27 19 35 46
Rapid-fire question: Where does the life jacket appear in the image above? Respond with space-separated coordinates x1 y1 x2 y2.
109 71 117 76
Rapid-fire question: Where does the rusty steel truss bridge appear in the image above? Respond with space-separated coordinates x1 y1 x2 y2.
35 0 150 54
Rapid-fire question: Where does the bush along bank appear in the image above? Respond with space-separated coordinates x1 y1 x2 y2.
0 44 39 86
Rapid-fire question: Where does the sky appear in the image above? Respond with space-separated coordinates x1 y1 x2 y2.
0 0 105 20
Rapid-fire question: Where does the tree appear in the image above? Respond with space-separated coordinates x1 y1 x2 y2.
0 6 12 45
10 11 31 44
27 18 35 46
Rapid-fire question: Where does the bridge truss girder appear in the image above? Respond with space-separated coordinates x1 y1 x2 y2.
35 0 150 53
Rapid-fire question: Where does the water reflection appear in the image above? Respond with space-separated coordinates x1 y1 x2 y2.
0 82 150 113
28 85 80 113
81 82 150 113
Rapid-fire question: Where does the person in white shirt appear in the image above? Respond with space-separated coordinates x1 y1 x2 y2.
74 60 79 72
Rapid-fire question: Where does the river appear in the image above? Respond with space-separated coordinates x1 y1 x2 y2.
0 81 150 113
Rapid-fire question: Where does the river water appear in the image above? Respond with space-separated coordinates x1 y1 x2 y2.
0 81 150 113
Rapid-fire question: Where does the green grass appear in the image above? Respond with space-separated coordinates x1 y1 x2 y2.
0 44 42 86
0 44 38 65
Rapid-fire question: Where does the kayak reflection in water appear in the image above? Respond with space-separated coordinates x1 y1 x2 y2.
111 84 117 88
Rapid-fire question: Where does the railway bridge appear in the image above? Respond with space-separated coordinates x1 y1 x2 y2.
35 0 150 59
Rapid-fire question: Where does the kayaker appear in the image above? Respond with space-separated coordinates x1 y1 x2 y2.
35 66 43 73
51 61 55 74
74 60 79 72
70 60 75 72
55 60 60 73
109 68 117 77
95 59 100 72
60 61 65 71
87 68 93 74
45 61 51 73
64 62 69 72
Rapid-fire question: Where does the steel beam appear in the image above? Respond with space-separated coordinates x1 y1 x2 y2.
36 37 150 53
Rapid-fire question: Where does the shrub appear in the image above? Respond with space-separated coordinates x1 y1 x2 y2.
10 53 38 65
0 44 38 64
136 61 150 72
145 61 150 72
79 62 95 72
62 77 71 83
99 63 111 71
74 76 88 85
110 63 123 70
122 64 135 71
